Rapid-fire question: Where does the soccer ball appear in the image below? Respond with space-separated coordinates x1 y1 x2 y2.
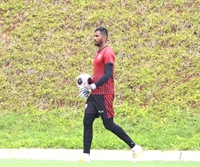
76 73 93 88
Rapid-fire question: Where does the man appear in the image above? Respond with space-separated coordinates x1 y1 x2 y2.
79 27 142 162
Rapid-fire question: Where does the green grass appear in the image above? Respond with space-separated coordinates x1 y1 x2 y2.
0 108 199 150
0 160 199 167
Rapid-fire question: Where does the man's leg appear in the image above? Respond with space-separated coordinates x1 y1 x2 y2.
83 113 96 154
102 117 135 148
102 117 142 162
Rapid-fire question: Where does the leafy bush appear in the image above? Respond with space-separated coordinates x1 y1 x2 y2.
0 0 199 150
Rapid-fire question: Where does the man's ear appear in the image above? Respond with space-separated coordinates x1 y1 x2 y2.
103 35 107 41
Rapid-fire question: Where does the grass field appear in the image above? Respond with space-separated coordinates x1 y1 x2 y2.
0 160 199 167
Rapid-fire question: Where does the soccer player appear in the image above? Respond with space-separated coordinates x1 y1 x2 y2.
79 27 142 162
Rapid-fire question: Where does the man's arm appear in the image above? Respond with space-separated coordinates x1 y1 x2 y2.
90 62 113 90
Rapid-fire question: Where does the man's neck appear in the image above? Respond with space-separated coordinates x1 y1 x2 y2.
98 44 108 52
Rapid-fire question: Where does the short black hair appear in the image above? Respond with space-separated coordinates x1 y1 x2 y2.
95 27 108 38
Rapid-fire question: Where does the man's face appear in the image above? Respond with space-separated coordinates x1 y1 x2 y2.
94 31 106 46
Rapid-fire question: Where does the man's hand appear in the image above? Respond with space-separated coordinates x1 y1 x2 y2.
78 83 97 99
88 83 96 90
79 87 91 98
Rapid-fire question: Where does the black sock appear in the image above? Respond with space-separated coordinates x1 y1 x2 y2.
103 118 135 149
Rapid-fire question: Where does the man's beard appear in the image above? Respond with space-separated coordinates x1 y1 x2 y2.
94 40 103 46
